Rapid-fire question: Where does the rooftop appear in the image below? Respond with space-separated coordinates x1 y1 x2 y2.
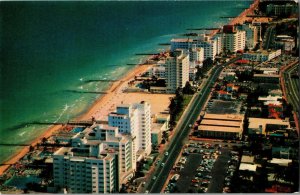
201 119 241 127
171 38 193 43
109 113 127 117
54 146 114 160
239 163 257 172
152 122 165 132
198 125 242 133
269 158 292 167
98 124 118 131
203 113 244 121
248 117 290 134
253 74 280 78
241 155 255 164
248 118 290 128
117 104 131 108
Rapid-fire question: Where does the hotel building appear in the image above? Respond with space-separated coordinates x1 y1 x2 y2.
108 101 152 163
170 35 218 61
237 23 258 49
53 124 133 193
242 49 282 62
165 49 189 93
189 45 204 65
53 101 152 193
222 25 246 53
53 146 118 193
266 3 298 16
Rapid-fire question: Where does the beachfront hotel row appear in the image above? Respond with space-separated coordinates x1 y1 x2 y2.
147 22 283 94
49 20 295 193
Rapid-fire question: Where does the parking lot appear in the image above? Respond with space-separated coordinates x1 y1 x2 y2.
207 148 231 193
162 140 241 193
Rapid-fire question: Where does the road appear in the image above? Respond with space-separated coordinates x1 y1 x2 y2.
283 62 299 115
263 26 275 50
284 65 300 106
145 57 241 193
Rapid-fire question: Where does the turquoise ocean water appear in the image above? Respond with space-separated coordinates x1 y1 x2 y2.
0 1 251 163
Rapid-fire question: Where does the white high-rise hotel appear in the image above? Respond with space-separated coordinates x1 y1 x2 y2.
165 49 189 93
108 101 152 163
222 25 246 53
53 101 152 193
170 34 221 61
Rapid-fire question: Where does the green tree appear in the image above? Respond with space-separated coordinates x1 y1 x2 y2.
183 81 195 95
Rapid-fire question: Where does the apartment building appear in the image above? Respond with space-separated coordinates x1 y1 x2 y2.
108 101 152 161
53 144 118 193
53 124 134 193
237 23 258 49
189 45 204 65
222 25 246 53
242 49 282 62
170 35 218 61
266 3 298 16
170 38 193 51
165 49 189 93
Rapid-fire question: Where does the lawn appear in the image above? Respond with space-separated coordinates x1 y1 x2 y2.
175 95 193 122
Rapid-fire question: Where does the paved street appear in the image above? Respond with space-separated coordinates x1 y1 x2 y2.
263 26 275 50
284 62 299 112
145 57 241 193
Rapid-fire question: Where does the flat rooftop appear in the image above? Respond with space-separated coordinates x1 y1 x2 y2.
54 147 114 160
206 100 243 115
152 122 164 131
203 113 244 121
201 119 241 127
98 124 118 131
241 155 255 164
171 38 193 42
248 118 290 129
269 158 292 166
239 163 257 172
254 74 280 78
198 125 242 133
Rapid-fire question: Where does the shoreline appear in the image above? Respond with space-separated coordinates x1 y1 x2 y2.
0 64 152 176
0 0 259 176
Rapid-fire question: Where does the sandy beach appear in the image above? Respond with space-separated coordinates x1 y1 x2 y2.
0 0 260 176
209 0 260 37
0 64 153 175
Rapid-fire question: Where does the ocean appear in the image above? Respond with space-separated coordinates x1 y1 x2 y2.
0 1 251 163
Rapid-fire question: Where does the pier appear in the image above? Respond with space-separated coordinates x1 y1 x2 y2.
27 120 107 126
85 79 119 83
65 90 108 94
220 16 237 18
28 120 94 126
186 28 220 30
158 43 171 46
135 53 159 56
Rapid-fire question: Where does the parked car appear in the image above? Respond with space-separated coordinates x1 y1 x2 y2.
171 174 180 181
